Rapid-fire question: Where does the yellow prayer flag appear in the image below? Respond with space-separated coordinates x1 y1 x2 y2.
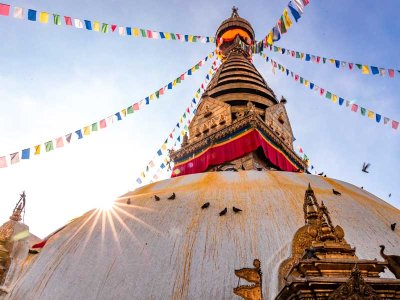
181 130 185 136
161 143 167 151
300 53 304 59
262 54 267 59
39 12 49 24
191 67 196 73
172 80 176 87
362 65 370 74
188 35 193 42
133 28 139 37
267 31 273 45
150 93 155 100
121 109 127 117
34 145 41 155
304 80 309 87
329 59 335 64
83 126 90 136
368 110 374 119
195 93 199 99
283 9 292 29
332 94 338 103
165 32 171 40
93 21 100 32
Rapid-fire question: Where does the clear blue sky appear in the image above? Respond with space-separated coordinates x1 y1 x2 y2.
0 0 399 237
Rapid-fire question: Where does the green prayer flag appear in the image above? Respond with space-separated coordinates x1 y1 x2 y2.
127 106 134 114
101 23 108 33
280 16 287 34
296 52 301 58
195 64 199 70
53 14 61 25
45 141 54 152
299 77 303 84
155 91 160 98
184 125 188 130
325 91 332 99
197 88 201 93
170 33 176 40
192 36 197 42
140 29 146 37
356 64 362 69
323 57 327 64
91 122 98 131
360 107 366 116
176 77 181 84
183 113 186 118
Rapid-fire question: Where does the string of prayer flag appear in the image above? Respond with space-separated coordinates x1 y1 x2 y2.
267 45 399 78
260 53 399 131
135 59 221 186
0 51 215 169
0 2 215 43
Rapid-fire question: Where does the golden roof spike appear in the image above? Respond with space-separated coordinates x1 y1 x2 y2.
9 191 26 222
231 6 239 18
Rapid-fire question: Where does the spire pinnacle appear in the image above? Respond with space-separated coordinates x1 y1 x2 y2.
231 6 239 17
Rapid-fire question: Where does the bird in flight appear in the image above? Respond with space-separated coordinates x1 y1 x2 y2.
201 202 210 209
362 162 370 173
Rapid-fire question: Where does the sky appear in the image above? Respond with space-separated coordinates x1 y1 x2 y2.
0 0 399 238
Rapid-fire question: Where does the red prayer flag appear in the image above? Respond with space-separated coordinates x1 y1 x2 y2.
302 0 310 5
159 88 164 95
349 63 354 70
351 104 358 112
186 107 190 113
320 88 325 96
133 103 139 111
392 120 399 130
0 3 10 16
316 56 321 63
388 69 395 78
294 74 299 81
100 119 107 129
64 16 72 26
169 133 173 139
111 24 117 32
180 74 185 80
146 30 152 38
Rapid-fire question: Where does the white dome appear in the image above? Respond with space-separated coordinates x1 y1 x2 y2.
5 171 400 299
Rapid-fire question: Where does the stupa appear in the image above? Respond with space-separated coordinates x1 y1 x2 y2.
1 8 400 300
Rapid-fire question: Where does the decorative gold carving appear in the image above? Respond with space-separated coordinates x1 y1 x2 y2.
328 265 380 300
233 259 263 300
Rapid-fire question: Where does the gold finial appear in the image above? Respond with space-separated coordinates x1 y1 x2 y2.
10 191 26 222
232 6 239 17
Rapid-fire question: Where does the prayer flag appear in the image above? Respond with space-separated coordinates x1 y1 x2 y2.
65 133 72 143
75 129 83 139
348 63 353 70
136 178 142 184
335 60 340 68
56 137 64 148
293 0 304 13
370 66 379 75
118 27 125 35
310 82 314 89
0 3 10 16
10 152 20 165
53 14 61 25
100 119 107 128
288 1 301 22
361 65 370 74
34 145 41 155
168 82 173 89
388 69 395 78
126 27 132 35
0 156 7 168
376 114 381 123
74 19 83 28
111 25 117 32
283 9 292 29
83 126 90 136
279 17 287 34
121 108 127 117
127 106 134 114
92 122 98 131
157 149 162 156
132 28 139 36
360 107 366 116
392 120 399 130
84 20 92 30
325 91 332 99
21 148 30 159
39 12 49 23
64 16 72 26
115 112 122 120
28 9 37 21
351 104 358 112
140 29 146 37
332 94 338 103
13 7 24 19
107 115 114 124
339 97 344 106
101 23 108 33
45 141 54 152
379 68 385 76
93 21 100 31
133 103 139 111
272 26 280 41
160 163 165 169
384 117 390 125
162 143 167 151
302 0 309 5
367 110 374 119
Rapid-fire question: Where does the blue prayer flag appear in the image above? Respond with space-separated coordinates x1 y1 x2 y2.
286 69 289 76
115 112 122 120
192 99 196 104
126 27 132 35
310 83 314 90
188 69 192 75
21 148 30 159
272 26 280 42
136 178 142 184
168 82 172 89
184 35 189 42
193 109 197 114
205 56 208 61
157 149 162 156
84 20 92 30
288 1 301 22
266 56 269 62
206 74 209 80
176 123 180 128
305 54 311 61
376 114 381 123
282 48 286 54
159 32 165 39
339 97 344 106
28 9 36 21
145 97 150 104
335 60 340 68
160 163 165 169
75 129 83 139
370 66 379 75
177 136 181 142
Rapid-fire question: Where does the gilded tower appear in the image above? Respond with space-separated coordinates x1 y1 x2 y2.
170 8 307 176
